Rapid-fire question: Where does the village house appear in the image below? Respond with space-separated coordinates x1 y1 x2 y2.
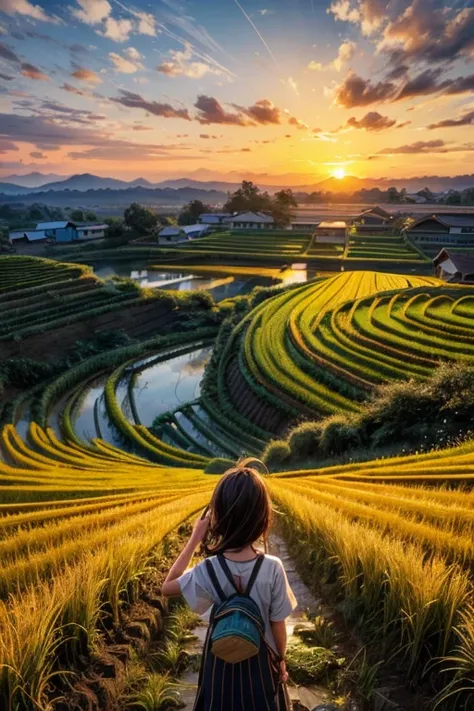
9 220 107 244
222 212 275 230
158 224 209 244
198 213 229 227
352 206 394 233
313 220 347 245
405 214 474 247
433 249 474 283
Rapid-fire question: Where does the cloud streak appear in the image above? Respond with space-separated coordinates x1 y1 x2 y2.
111 90 192 121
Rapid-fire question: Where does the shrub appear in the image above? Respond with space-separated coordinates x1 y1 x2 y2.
287 421 323 458
262 440 291 469
204 458 235 475
318 415 361 456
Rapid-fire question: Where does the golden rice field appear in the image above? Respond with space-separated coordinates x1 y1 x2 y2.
0 421 473 709
1 258 474 709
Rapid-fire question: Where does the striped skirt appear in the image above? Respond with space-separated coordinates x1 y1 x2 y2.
193 624 291 711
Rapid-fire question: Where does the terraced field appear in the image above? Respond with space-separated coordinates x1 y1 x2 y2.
212 271 450 434
1 258 474 709
162 230 311 261
347 232 427 262
0 255 156 342
1 417 474 709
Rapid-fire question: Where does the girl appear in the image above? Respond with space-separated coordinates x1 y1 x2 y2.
162 462 297 711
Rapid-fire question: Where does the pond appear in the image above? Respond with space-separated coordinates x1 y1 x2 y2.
91 261 312 301
70 345 213 446
131 345 213 427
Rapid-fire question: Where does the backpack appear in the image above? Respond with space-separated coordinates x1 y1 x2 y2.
205 553 265 664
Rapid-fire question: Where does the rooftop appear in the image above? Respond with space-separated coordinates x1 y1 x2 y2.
317 221 347 229
36 221 74 230
409 214 474 229
433 249 474 274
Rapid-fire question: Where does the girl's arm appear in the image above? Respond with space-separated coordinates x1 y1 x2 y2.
271 620 289 682
161 514 210 597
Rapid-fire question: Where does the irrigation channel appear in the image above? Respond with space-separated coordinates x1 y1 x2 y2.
92 261 312 301
55 343 232 458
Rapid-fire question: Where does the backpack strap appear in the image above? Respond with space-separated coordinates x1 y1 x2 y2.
205 559 226 602
217 553 265 597
217 554 240 593
245 554 265 596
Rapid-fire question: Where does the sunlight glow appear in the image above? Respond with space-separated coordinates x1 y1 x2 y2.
333 168 346 180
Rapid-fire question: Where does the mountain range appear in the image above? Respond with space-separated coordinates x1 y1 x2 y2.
2 172 474 198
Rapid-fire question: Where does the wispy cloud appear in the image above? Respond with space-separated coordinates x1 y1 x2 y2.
231 0 280 70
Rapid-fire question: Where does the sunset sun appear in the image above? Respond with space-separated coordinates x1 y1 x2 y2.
333 168 346 180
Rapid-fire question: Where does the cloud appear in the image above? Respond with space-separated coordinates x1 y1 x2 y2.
71 67 103 85
428 110 474 130
200 133 220 139
0 71 14 80
157 43 225 80
328 0 386 35
111 89 192 121
332 39 356 71
194 95 252 126
334 71 396 107
308 61 323 71
288 115 309 130
0 112 198 162
20 63 48 80
29 150 46 158
71 0 111 24
445 73 474 97
308 39 356 72
61 82 84 95
101 16 133 42
394 68 444 102
0 0 59 23
109 48 143 73
237 99 281 125
287 76 299 95
335 67 474 108
134 11 156 36
0 138 18 153
0 41 21 64
72 0 155 40
67 144 199 161
380 2 474 67
341 111 398 131
378 139 446 155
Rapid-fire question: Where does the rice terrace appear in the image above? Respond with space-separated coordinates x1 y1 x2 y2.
0 240 473 711
3 0 474 703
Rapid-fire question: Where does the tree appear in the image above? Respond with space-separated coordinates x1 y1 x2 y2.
386 187 400 203
272 189 297 226
224 181 298 226
445 191 461 205
224 181 267 214
416 187 434 202
70 209 85 222
123 203 158 235
85 211 98 221
27 204 45 222
104 218 128 246
178 200 210 226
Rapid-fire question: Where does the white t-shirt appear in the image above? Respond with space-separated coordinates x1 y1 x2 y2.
178 553 297 653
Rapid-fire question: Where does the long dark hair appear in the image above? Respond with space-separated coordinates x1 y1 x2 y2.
202 458 272 556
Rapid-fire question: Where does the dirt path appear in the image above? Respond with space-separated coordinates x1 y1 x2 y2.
176 533 334 710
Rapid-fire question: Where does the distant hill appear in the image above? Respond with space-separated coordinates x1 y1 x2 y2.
3 171 474 198
0 185 227 208
2 172 69 188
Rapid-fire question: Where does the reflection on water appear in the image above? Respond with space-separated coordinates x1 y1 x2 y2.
92 261 314 301
133 345 212 426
